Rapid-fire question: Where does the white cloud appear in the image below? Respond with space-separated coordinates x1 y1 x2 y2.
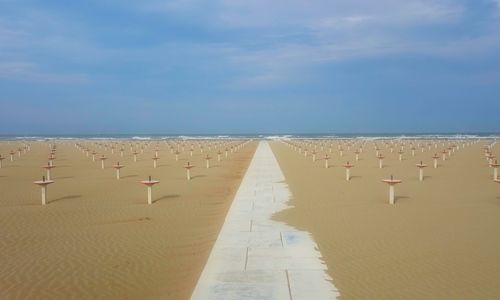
135 0 464 29
114 0 481 86
0 62 88 83
2 0 499 87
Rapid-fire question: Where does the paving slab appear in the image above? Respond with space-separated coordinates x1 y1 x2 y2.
191 141 339 299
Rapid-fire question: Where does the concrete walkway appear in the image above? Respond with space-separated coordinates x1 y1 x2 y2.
191 141 339 300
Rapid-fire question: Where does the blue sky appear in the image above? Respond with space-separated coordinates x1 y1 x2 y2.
0 0 499 134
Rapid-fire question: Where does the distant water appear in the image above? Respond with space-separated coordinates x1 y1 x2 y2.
0 133 498 141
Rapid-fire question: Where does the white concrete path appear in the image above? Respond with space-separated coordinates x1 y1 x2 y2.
191 141 339 300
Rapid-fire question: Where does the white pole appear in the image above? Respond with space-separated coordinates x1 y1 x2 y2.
434 159 438 169
419 168 423 181
101 160 105 169
187 169 191 180
41 186 47 206
494 168 498 181
47 169 51 181
389 185 395 205
346 168 350 181
147 186 152 205
116 169 120 179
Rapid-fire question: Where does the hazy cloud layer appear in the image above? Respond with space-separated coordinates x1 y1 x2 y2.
2 0 499 84
0 1 499 133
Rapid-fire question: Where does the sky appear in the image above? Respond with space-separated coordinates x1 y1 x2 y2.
0 0 499 134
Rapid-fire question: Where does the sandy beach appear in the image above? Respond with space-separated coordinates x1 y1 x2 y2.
0 140 256 299
1 138 499 299
2 0 499 298
270 139 500 299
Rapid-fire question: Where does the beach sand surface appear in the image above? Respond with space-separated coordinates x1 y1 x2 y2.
0 140 256 299
270 140 500 299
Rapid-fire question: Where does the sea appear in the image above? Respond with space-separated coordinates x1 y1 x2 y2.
0 133 498 141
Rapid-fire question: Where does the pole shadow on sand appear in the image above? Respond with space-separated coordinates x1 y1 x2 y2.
49 195 82 204
153 194 180 203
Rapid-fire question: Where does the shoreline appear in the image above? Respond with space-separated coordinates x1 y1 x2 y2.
1 133 499 142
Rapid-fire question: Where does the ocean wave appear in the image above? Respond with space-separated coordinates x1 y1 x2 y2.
1 133 498 141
